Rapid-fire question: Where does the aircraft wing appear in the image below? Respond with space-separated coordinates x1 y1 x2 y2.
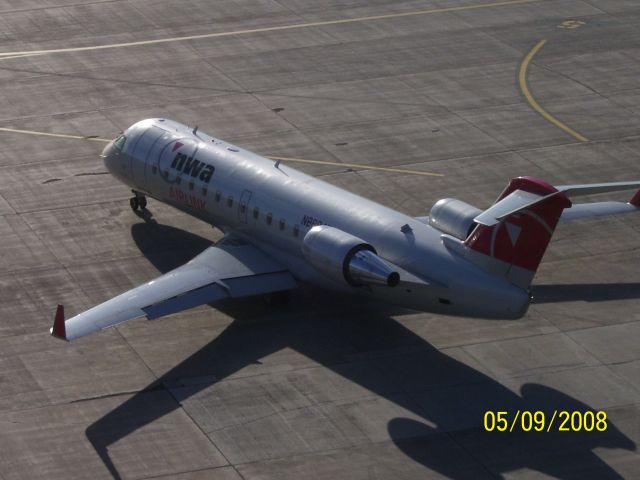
51 236 297 341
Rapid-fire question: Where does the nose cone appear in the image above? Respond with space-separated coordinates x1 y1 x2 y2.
101 140 118 174
101 140 113 157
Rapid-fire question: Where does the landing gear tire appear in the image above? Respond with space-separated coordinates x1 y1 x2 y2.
129 197 139 211
139 197 147 210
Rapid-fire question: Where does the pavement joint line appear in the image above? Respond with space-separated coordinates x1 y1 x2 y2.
0 0 121 15
0 89 235 124
0 126 444 177
0 0 546 58
139 466 243 480
518 39 590 143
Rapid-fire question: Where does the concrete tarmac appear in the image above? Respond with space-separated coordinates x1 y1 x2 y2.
0 0 639 478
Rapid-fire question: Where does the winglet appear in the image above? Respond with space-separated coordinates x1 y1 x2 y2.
50 304 68 341
630 190 640 207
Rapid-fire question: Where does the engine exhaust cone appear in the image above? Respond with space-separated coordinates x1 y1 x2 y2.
347 249 400 287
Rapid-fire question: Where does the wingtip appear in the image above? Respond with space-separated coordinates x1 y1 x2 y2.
630 190 640 207
51 304 68 341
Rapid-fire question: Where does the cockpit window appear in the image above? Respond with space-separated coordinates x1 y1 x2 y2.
113 134 126 151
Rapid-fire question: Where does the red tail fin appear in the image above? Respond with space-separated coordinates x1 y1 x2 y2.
465 177 571 284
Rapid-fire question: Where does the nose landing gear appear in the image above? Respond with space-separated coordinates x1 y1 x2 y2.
129 191 147 211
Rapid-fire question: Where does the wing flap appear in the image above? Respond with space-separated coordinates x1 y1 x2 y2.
142 271 296 320
142 283 228 320
223 271 298 297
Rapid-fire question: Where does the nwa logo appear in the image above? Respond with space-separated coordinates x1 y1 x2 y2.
170 142 214 183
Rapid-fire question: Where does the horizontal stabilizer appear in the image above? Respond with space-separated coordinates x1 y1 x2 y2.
475 180 640 227
561 187 640 221
561 202 638 221
557 181 640 197
474 189 554 226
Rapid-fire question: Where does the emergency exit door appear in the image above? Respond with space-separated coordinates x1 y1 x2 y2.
238 189 252 223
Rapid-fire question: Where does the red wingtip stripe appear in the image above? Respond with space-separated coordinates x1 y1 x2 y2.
630 190 640 207
172 141 183 152
51 304 67 341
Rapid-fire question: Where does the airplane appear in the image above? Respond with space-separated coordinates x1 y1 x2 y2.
50 118 640 341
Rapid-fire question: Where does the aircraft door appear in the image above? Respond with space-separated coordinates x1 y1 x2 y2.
238 189 252 223
130 126 165 191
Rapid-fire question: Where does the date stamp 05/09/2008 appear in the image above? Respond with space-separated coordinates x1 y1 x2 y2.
483 410 608 433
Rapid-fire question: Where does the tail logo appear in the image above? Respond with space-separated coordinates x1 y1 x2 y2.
504 222 522 246
484 208 557 271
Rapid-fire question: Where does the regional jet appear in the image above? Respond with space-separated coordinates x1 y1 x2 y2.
51 118 640 340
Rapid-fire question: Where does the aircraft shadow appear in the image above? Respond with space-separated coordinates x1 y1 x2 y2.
85 214 636 479
532 283 640 303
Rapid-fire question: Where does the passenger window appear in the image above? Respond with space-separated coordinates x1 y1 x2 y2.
188 181 194 191
176 176 181 185
293 224 299 237
215 191 221 202
202 187 208 196
151 166 157 174
266 213 273 225
253 207 259 219
279 219 285 231
227 196 233 207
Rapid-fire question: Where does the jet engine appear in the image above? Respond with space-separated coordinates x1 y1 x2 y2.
302 225 400 287
428 198 482 240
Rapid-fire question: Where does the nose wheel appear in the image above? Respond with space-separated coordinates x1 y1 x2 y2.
129 192 147 211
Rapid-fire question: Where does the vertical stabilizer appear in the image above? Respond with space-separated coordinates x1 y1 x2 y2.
464 177 571 288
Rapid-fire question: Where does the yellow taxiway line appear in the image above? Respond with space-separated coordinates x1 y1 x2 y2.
518 39 589 142
0 126 442 177
0 126 110 142
0 0 545 59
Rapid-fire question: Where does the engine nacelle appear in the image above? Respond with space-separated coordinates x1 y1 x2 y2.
428 198 482 240
302 225 399 287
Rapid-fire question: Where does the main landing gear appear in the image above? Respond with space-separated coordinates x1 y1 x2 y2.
129 191 147 211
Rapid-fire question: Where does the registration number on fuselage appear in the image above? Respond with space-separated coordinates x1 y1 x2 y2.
301 214 324 227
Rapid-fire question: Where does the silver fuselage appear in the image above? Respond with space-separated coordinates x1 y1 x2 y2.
103 118 529 319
